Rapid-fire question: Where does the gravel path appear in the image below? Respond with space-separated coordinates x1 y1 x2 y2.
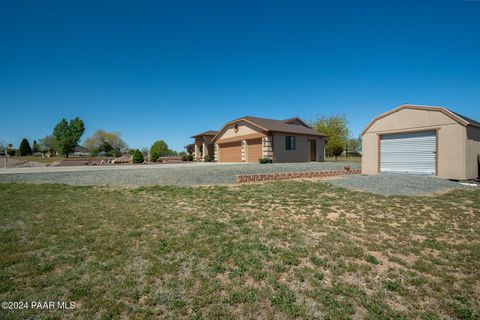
0 162 358 187
327 173 473 196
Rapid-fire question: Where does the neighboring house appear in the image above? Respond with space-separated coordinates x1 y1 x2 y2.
191 130 218 160
184 143 195 156
70 145 91 157
362 104 480 180
208 116 325 163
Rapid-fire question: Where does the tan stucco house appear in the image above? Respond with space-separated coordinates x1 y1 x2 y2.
362 104 480 180
189 130 218 161
207 116 326 163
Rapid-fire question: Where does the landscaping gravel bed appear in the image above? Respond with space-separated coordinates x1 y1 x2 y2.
0 162 359 187
327 173 473 196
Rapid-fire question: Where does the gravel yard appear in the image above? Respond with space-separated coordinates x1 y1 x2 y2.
327 173 473 195
0 162 358 187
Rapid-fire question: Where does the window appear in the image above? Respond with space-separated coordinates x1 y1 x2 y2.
285 136 296 150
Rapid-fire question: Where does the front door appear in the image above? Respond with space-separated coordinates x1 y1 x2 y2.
310 140 316 161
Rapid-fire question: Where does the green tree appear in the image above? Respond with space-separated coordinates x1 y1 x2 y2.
19 138 32 156
39 135 57 156
310 115 350 159
83 130 127 155
53 117 85 157
132 149 144 163
150 140 173 161
32 140 41 153
347 136 361 156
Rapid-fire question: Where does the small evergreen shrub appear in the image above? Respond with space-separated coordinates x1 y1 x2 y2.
132 149 144 163
186 154 193 161
365 255 380 265
181 155 187 161
258 158 272 164
204 155 214 162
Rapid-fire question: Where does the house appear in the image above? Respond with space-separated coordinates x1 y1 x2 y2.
361 104 480 180
70 145 91 157
184 143 195 156
190 130 218 161
208 116 325 163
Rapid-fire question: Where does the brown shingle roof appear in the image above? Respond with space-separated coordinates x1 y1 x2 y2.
242 116 325 136
191 130 218 138
212 116 325 141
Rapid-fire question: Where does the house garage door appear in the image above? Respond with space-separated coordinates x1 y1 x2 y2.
218 142 242 162
380 131 436 175
247 138 262 162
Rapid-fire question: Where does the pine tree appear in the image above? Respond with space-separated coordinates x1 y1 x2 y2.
19 138 32 156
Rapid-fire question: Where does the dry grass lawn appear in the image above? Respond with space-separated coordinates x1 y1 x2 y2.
0 181 479 319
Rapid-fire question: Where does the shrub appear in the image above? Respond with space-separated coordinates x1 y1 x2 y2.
204 155 214 162
132 149 144 163
365 255 379 265
186 154 193 161
150 150 159 162
181 155 187 161
19 138 32 156
258 158 272 164
6 149 17 157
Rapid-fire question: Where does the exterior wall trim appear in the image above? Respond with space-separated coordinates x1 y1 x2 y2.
212 119 269 141
216 132 266 144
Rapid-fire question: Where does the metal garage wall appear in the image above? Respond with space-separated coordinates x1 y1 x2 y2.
380 131 436 175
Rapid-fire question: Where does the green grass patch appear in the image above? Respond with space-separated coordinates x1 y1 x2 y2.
0 182 479 319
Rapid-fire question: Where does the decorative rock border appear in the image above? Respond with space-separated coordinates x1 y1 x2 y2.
236 169 361 183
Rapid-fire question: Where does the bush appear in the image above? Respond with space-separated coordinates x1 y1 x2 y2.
258 158 272 164
186 154 193 161
132 149 144 163
6 149 16 157
150 150 159 162
181 155 187 161
204 155 214 162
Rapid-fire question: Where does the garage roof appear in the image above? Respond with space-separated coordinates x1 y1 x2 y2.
361 104 480 135
212 116 325 141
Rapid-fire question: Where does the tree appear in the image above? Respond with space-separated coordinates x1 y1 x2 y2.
83 130 127 156
132 149 144 163
347 136 361 156
32 140 41 153
150 140 173 161
310 115 350 159
39 135 57 156
53 117 85 157
19 138 32 156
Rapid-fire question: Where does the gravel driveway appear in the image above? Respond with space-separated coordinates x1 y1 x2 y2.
327 173 473 196
0 162 358 187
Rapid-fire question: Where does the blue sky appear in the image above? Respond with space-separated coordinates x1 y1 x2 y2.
1 0 479 151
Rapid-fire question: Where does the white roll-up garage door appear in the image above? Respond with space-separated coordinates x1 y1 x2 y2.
380 131 436 175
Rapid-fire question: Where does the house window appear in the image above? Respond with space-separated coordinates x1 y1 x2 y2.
286 136 296 150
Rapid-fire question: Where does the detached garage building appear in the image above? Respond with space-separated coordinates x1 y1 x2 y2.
212 116 326 163
362 105 480 180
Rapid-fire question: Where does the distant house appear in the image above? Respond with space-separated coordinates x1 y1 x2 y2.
70 146 91 157
190 130 218 161
189 116 326 163
184 143 195 156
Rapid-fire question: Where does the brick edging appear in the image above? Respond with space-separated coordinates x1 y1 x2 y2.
236 169 360 183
